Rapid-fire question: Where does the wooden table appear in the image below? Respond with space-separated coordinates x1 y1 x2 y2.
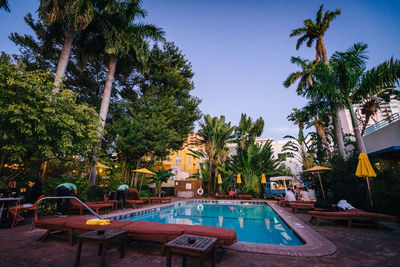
74 229 128 267
166 234 217 267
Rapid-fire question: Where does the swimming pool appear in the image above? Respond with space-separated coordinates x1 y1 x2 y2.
122 201 303 245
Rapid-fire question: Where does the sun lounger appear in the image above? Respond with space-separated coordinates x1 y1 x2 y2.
238 195 252 200
149 197 172 204
70 199 113 215
125 199 145 208
289 202 315 213
308 209 398 228
215 195 227 199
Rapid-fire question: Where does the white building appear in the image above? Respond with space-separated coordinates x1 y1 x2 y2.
338 98 400 135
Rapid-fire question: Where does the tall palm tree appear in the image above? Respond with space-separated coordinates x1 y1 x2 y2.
0 0 10 12
38 0 95 90
284 57 331 154
198 115 234 196
290 4 341 64
331 43 400 152
89 0 164 184
235 113 264 151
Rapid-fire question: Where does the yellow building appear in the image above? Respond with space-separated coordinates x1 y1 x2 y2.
154 132 204 186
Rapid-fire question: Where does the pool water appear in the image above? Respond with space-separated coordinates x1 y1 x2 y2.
123 201 303 245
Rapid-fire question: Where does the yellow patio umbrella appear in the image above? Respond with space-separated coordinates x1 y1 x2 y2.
305 166 332 199
132 168 155 175
236 174 242 184
355 153 376 206
217 174 222 184
261 173 267 184
95 162 112 169
132 168 155 194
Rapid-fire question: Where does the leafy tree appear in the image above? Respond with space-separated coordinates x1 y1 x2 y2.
107 43 201 186
0 58 101 178
287 108 309 143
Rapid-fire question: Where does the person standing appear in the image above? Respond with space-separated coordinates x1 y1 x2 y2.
116 184 129 208
56 182 77 216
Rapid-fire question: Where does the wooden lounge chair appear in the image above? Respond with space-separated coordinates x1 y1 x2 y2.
289 202 315 214
215 195 227 199
149 197 172 204
238 195 252 200
308 209 398 228
11 194 45 228
70 199 113 215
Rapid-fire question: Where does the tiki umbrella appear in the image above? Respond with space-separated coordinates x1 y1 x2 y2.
132 168 155 193
305 166 332 199
355 153 376 206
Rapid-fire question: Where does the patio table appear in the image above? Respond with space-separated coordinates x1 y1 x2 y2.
166 234 217 267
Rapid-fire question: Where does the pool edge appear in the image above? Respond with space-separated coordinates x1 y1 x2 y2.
103 199 336 257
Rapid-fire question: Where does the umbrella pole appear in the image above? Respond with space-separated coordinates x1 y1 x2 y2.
366 177 373 207
318 172 326 199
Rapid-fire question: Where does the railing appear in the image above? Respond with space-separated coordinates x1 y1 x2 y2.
364 113 400 136
30 196 103 231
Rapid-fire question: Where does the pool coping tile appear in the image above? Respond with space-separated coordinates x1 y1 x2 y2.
104 199 336 257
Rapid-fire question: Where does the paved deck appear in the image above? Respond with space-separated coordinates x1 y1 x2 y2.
0 201 399 266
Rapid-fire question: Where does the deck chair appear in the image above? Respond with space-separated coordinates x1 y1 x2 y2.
11 194 45 228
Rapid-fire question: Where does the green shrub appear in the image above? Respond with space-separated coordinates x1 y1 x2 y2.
87 185 106 202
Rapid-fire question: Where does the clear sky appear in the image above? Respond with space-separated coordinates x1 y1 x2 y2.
1 0 399 140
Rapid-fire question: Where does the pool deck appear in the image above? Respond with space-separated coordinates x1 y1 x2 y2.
1 198 399 266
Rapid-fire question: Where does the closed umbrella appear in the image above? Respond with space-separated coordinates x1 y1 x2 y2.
236 174 242 184
305 166 332 199
261 174 267 184
217 174 222 184
355 153 376 206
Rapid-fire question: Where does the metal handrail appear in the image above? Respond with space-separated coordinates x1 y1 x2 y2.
30 196 104 231
364 113 400 136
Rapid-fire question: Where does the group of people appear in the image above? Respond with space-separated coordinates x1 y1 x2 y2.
284 187 311 202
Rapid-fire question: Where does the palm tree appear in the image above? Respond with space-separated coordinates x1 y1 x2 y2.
89 0 164 184
284 57 331 153
287 108 309 144
235 113 264 151
198 115 234 196
331 43 400 152
290 4 341 64
38 0 95 90
0 0 10 12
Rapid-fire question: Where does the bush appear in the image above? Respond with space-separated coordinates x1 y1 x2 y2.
87 185 106 202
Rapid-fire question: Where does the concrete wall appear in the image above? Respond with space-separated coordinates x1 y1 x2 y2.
364 120 400 154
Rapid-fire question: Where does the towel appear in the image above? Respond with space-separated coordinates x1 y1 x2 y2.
86 219 110 225
337 200 355 210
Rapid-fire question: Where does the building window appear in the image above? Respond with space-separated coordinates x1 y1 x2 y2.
176 157 181 164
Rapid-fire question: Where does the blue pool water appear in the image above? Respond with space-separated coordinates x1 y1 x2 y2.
123 201 303 245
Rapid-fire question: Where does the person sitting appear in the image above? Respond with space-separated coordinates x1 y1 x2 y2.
228 188 235 197
116 184 129 208
8 178 42 222
285 189 296 202
56 182 78 216
299 188 311 201
6 181 18 198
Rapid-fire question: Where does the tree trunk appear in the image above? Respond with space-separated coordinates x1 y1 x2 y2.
133 159 141 187
348 101 367 153
99 56 117 126
213 168 218 196
54 24 75 91
208 157 212 196
361 112 372 136
0 154 5 176
333 111 346 157
320 38 329 65
89 56 118 185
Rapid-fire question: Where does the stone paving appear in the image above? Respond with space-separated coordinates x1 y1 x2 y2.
0 201 399 266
